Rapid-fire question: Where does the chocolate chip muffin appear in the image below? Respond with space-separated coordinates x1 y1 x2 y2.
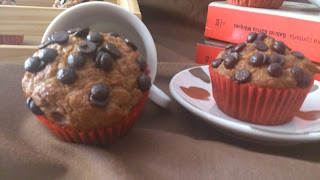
53 0 103 8
22 27 151 144
209 33 319 125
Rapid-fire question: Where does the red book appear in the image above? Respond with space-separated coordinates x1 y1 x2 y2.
195 39 228 65
204 1 320 63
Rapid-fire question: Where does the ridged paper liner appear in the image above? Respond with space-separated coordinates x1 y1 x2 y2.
226 0 284 9
35 91 149 145
0 35 24 45
209 68 313 125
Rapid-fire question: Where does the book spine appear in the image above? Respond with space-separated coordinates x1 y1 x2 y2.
195 43 224 65
204 6 320 63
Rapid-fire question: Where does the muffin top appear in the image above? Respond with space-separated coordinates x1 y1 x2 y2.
22 27 151 129
211 32 319 89
53 0 103 8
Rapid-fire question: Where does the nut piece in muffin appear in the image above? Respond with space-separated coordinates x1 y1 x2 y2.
209 32 319 125
53 0 104 8
22 27 151 130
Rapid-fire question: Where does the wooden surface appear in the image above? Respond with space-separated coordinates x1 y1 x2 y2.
15 0 117 7
118 0 142 19
0 0 142 63
0 0 141 37
0 6 64 36
0 45 37 64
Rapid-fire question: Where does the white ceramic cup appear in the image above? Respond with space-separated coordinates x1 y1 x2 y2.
42 1 171 107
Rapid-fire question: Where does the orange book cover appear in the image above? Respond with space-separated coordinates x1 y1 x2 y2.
204 1 320 63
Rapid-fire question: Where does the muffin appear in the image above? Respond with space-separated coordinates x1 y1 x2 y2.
0 0 24 45
209 32 319 125
53 0 103 8
22 27 151 144
226 0 284 9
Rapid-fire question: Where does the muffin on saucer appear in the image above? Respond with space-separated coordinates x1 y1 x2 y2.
22 27 151 144
209 32 319 125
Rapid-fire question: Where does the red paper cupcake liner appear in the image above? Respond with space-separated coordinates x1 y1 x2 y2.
34 91 149 145
0 35 24 45
226 0 284 9
209 67 313 125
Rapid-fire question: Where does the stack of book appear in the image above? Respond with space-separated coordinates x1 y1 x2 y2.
196 1 320 72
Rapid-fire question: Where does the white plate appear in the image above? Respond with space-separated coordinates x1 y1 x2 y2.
169 65 320 145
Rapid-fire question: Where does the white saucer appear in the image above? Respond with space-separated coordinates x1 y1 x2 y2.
169 65 320 145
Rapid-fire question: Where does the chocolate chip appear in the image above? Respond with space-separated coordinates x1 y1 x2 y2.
224 56 238 69
87 32 104 46
298 75 311 88
38 40 52 49
138 74 151 92
95 51 104 63
108 32 120 37
26 96 32 107
90 83 109 106
38 48 58 64
96 46 107 53
38 60 47 71
67 53 86 69
77 41 97 54
234 43 246 52
267 63 283 77
292 51 304 59
60 0 66 5
225 44 236 50
24 57 42 73
234 69 251 83
247 32 257 43
249 52 267 67
125 38 138 51
51 31 69 44
229 52 239 60
291 66 304 82
74 27 90 38
106 43 121 58
57 67 78 84
253 40 268 51
211 58 223 68
99 53 114 71
256 32 267 40
273 41 286 54
26 97 44 115
67 28 79 34
222 49 233 59
136 56 147 71
267 54 285 65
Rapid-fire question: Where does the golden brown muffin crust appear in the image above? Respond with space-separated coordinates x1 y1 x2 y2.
212 35 319 89
22 30 148 129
